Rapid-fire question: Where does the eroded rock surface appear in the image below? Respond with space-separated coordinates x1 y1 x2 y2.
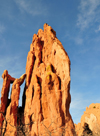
0 24 75 136
24 23 75 136
75 103 100 136
0 70 15 135
0 73 26 136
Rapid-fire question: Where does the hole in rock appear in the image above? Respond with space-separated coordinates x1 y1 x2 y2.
83 123 93 135
19 80 26 107
8 84 12 99
22 83 26 110
51 65 56 73
54 50 56 55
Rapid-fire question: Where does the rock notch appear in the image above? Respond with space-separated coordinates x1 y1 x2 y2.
0 24 75 136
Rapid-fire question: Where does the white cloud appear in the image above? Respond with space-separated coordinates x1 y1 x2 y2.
14 0 48 16
77 0 100 30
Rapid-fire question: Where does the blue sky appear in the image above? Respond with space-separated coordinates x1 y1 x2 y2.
0 0 100 124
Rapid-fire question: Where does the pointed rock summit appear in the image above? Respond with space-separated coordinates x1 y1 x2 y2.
0 24 75 136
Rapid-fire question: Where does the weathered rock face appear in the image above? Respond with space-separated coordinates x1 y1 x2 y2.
75 103 100 136
0 73 26 136
24 23 75 136
0 70 15 135
0 24 75 136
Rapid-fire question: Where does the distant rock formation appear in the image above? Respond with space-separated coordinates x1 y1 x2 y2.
75 103 100 136
0 24 75 136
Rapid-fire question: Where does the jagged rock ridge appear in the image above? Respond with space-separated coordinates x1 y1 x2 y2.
0 24 75 136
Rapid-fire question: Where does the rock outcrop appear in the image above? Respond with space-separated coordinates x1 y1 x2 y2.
0 73 26 136
24 23 75 136
0 24 75 136
0 70 15 135
75 103 100 136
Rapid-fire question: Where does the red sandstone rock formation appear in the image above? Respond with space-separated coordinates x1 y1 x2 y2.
0 70 15 135
0 73 26 136
24 24 75 136
75 103 100 136
0 24 75 136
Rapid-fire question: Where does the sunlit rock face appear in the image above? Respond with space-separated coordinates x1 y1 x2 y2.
75 103 100 136
0 24 75 136
24 23 75 136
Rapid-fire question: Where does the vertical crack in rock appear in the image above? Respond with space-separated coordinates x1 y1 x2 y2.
30 56 36 86
32 86 34 100
22 83 26 111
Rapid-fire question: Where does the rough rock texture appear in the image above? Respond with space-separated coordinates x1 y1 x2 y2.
0 70 15 135
75 103 100 136
24 23 75 136
0 73 26 136
0 24 75 136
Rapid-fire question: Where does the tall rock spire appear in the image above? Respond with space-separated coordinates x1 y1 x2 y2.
24 24 75 136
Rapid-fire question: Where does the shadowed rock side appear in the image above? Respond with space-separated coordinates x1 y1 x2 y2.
75 103 100 136
24 23 75 136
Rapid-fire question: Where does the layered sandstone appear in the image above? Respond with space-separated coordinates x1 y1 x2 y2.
0 24 75 136
75 103 100 136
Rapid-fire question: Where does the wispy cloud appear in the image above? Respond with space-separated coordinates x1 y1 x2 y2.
77 0 100 30
14 0 48 16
